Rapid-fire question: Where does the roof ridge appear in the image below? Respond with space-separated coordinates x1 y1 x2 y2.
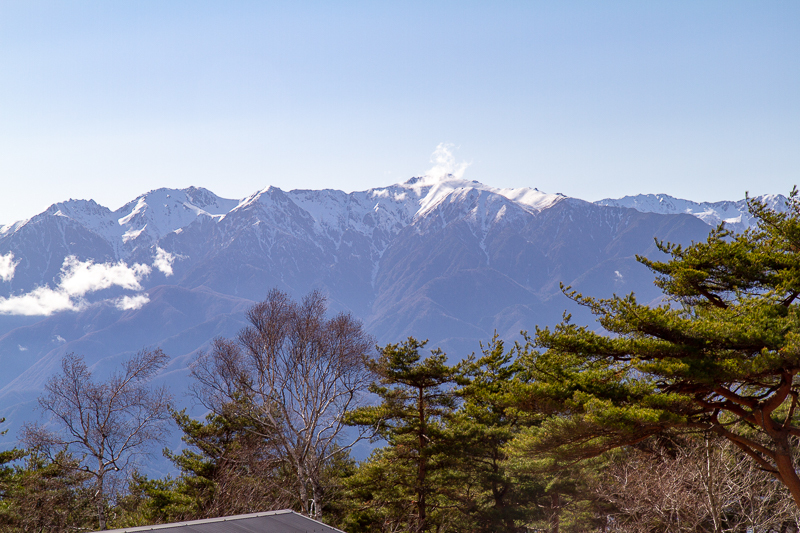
97 509 343 533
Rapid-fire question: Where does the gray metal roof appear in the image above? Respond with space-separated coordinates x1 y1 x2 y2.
98 510 345 533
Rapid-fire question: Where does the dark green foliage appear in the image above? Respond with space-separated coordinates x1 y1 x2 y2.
0 451 94 533
504 444 610 533
167 406 291 518
340 337 575 532
344 338 460 533
114 473 196 528
118 404 356 528
118 406 295 525
514 189 800 508
446 335 538 532
9 191 800 530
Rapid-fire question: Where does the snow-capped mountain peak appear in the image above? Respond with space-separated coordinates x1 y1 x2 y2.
396 174 564 219
114 187 239 246
494 187 565 214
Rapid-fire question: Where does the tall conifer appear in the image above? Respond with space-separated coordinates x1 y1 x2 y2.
345 338 458 533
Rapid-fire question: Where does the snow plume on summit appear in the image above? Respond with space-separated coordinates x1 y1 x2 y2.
396 145 562 219
0 256 152 316
425 143 470 181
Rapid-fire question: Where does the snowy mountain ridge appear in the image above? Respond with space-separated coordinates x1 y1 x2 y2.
595 193 787 231
0 175 567 263
0 180 783 294
4 179 780 254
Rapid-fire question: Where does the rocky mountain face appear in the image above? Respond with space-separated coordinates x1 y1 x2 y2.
0 176 778 457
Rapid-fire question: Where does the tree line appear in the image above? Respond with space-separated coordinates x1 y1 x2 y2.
2 190 800 532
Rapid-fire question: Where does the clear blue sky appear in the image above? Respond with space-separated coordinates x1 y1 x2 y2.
1 1 798 225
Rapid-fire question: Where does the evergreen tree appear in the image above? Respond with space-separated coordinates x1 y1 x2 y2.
447 335 537 532
0 451 94 533
345 338 459 533
167 406 292 518
512 189 800 507
115 406 356 529
116 405 296 526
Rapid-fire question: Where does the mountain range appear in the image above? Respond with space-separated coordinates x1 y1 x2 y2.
0 174 786 461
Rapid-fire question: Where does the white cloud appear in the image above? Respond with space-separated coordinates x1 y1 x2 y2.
0 252 19 282
0 255 152 316
54 334 66 344
18 345 27 351
114 293 150 311
0 285 79 315
153 247 175 276
615 270 624 281
425 143 471 181
58 256 150 296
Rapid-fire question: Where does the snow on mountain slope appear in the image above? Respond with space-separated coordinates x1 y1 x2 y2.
115 187 240 249
223 185 319 247
192 174 565 258
0 187 241 264
43 200 120 240
395 174 564 220
5 179 784 262
0 172 777 464
596 193 787 230
1 173 785 306
0 199 123 255
0 175 567 262
288 186 414 239
413 184 533 239
495 186 566 214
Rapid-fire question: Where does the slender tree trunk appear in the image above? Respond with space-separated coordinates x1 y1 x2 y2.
96 462 106 531
416 385 427 533
703 436 722 533
549 492 560 533
296 464 310 517
311 479 322 520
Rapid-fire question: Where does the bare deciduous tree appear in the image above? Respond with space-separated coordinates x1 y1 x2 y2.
191 289 374 520
598 441 709 532
23 349 172 530
718 437 799 533
596 435 799 533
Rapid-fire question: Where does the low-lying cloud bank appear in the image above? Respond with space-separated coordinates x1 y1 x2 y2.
0 248 176 316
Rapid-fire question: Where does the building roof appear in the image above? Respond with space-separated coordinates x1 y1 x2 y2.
98 510 345 533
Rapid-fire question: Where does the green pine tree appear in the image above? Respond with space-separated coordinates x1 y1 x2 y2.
0 450 94 533
344 338 459 533
512 189 800 507
446 335 538 532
